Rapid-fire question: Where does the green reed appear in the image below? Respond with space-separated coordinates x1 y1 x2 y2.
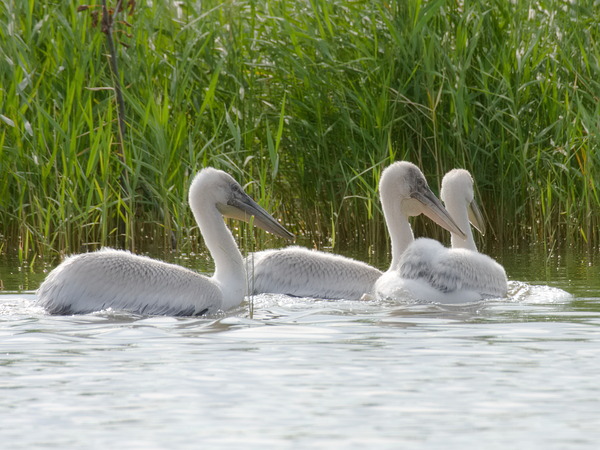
1 0 599 262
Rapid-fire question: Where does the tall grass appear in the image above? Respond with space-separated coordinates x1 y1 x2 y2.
1 0 599 262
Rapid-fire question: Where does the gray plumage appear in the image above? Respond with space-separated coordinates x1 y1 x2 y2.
38 249 219 316
246 246 382 300
37 168 293 316
377 168 508 302
398 238 507 298
245 162 464 301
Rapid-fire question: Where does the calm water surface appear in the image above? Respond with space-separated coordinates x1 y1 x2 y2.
1 247 600 449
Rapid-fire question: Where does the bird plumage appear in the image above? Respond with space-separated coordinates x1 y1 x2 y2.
38 249 221 316
37 168 293 316
246 161 464 300
376 169 507 303
246 246 382 300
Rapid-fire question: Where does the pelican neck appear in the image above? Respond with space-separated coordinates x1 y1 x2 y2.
191 202 246 310
445 198 477 251
383 199 415 272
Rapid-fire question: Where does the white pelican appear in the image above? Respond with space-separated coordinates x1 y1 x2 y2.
37 168 294 316
375 169 508 303
246 246 383 300
246 162 465 300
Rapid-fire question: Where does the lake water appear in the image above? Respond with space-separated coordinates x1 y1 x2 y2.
1 247 600 449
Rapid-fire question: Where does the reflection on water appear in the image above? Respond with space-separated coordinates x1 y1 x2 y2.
1 247 600 448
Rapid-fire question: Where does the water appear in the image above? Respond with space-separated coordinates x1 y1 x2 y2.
1 248 600 449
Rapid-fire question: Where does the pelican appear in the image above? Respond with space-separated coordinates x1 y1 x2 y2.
37 168 294 316
246 162 465 300
375 169 508 303
246 246 383 300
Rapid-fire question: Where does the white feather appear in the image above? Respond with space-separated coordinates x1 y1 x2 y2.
38 248 221 315
37 168 293 316
246 246 382 300
246 162 464 300
375 169 508 303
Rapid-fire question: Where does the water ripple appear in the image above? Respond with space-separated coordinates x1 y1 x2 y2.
1 281 600 449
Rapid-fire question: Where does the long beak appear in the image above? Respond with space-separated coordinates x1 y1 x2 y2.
412 188 467 239
468 199 485 235
219 190 295 240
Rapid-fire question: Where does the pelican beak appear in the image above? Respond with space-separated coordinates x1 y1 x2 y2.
468 198 485 235
219 188 295 240
411 187 467 239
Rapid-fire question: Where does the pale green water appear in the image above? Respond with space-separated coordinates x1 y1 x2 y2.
1 247 599 449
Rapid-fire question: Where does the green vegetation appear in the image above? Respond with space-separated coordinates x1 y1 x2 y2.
1 0 599 262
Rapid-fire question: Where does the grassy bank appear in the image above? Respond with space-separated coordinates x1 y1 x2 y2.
1 0 599 261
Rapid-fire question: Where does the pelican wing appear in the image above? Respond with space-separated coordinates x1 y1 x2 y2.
398 239 507 299
426 249 507 298
245 246 382 300
38 249 222 316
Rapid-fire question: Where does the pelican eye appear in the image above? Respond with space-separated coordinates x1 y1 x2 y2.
227 183 243 203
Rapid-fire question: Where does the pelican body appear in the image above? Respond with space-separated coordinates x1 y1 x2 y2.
37 168 294 316
375 169 507 303
246 246 382 300
246 162 465 300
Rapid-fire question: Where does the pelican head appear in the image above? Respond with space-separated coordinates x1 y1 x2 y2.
440 169 485 234
189 168 294 240
380 161 466 238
